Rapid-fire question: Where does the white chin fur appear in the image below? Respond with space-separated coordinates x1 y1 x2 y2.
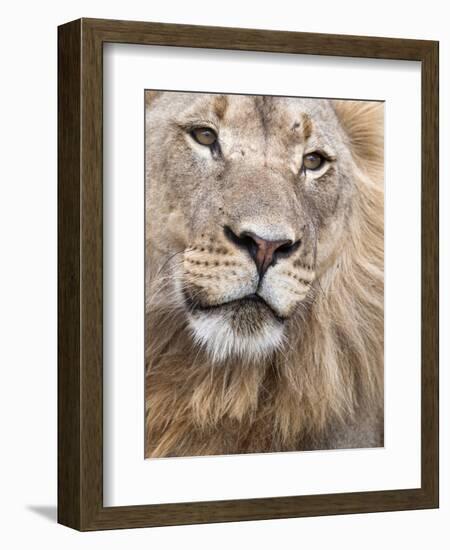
188 311 285 363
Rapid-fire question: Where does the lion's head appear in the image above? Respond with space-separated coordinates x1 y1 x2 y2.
145 92 384 457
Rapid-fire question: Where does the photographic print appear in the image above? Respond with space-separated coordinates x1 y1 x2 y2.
144 91 384 459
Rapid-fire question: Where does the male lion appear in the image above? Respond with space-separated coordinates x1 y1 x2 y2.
145 91 384 458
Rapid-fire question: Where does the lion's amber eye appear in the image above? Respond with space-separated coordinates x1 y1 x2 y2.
303 152 325 171
191 127 218 146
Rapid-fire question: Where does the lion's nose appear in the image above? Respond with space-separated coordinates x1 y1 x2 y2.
224 226 300 277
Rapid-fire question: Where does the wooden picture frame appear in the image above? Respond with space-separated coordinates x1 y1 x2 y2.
58 18 439 531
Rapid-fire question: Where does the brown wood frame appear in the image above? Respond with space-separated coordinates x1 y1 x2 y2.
58 17 439 531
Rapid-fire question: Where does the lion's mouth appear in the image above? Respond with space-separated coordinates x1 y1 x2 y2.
184 292 286 323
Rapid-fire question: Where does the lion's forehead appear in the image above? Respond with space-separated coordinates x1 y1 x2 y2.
223 95 332 123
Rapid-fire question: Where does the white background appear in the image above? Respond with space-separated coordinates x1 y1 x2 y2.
103 45 421 506
0 0 448 548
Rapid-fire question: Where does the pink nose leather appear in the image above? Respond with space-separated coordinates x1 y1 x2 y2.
246 233 292 276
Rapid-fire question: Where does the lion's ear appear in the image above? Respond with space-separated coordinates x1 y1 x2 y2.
333 100 384 178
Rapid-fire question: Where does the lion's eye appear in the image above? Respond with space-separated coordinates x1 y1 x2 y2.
191 127 218 146
303 152 325 171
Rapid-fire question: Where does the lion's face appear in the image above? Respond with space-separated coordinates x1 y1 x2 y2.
146 93 357 362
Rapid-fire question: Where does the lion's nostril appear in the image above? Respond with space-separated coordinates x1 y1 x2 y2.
224 226 300 277
276 241 296 253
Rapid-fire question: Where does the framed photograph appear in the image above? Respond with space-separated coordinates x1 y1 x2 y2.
58 18 439 530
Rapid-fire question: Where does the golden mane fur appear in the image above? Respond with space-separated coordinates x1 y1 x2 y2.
145 97 384 457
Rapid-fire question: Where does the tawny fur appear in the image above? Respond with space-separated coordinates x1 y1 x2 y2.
145 94 384 457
